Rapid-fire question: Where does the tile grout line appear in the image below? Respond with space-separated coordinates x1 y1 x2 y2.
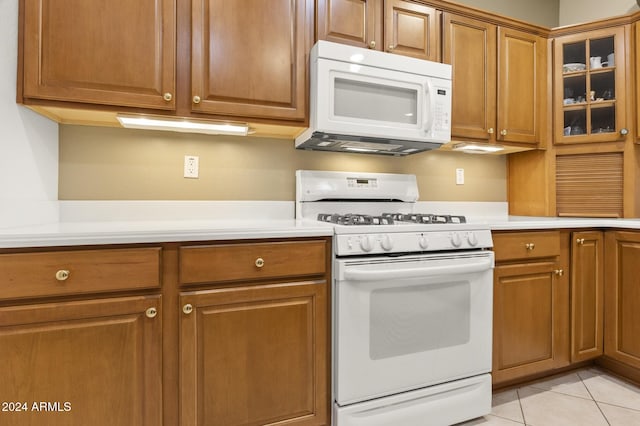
515 388 528 425
578 371 611 426
526 384 595 402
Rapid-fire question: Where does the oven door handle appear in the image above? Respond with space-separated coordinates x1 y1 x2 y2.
343 258 492 281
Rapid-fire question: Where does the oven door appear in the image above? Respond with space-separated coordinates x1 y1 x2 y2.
334 251 494 406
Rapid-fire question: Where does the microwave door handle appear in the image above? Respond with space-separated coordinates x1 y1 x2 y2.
423 80 436 134
343 258 493 282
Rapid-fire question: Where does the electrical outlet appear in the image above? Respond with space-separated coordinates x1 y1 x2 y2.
184 155 199 178
456 168 464 185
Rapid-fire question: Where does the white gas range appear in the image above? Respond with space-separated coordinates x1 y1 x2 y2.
296 170 494 426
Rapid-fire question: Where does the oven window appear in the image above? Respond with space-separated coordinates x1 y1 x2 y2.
369 281 470 360
334 78 418 124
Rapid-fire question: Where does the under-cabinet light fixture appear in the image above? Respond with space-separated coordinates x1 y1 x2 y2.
117 114 250 136
451 143 505 154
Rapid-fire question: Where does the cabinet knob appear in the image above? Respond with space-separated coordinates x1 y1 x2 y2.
255 257 265 268
55 270 70 281
369 40 376 49
145 307 158 318
525 243 535 250
193 95 201 104
163 92 173 102
554 269 564 277
487 128 494 135
183 304 193 315
500 129 508 136
620 128 629 136
388 45 394 51
576 238 585 245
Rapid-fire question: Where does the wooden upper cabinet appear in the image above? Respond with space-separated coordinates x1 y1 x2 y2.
553 26 628 144
497 28 546 145
316 0 382 49
384 0 439 60
443 13 545 147
191 0 313 121
21 0 176 110
316 0 438 61
442 13 496 141
637 22 640 141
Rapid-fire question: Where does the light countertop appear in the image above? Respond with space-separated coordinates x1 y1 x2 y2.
3 200 640 249
0 219 334 248
490 216 640 231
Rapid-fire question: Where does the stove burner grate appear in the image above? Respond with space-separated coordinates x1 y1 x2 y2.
317 213 466 225
317 213 394 225
383 213 466 224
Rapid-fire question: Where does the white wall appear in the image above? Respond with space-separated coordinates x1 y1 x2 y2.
0 0 59 228
559 0 639 26
455 0 560 27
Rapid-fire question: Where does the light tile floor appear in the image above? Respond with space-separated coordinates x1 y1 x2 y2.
460 368 640 425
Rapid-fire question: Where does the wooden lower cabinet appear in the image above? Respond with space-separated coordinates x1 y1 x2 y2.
492 231 570 386
492 261 569 384
604 231 640 369
0 238 331 426
571 231 604 362
180 280 328 426
0 295 162 426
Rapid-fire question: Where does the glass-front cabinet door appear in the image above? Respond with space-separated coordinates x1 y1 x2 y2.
554 27 628 144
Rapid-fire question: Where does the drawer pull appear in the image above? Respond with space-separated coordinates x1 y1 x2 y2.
554 269 564 277
255 257 265 268
145 307 158 318
55 270 70 281
183 304 193 315
576 238 585 245
525 243 535 250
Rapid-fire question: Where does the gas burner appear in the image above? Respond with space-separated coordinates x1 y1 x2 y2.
317 213 394 225
317 212 466 225
382 213 466 224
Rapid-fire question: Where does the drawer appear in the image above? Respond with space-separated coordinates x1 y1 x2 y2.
492 231 560 262
180 240 327 285
0 247 161 300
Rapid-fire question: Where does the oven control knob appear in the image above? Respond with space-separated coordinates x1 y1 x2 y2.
467 232 479 247
450 232 462 248
360 235 373 252
380 235 394 251
418 235 429 250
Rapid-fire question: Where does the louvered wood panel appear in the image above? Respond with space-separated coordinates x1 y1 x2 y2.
556 153 623 218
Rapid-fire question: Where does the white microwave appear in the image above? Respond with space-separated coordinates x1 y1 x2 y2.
295 41 452 156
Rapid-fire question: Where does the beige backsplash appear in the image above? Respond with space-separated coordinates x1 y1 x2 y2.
58 125 506 202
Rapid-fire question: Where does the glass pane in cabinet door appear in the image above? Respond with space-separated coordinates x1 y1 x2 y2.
591 107 616 134
562 41 586 73
564 109 586 136
563 75 586 105
589 37 615 71
591 70 615 102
